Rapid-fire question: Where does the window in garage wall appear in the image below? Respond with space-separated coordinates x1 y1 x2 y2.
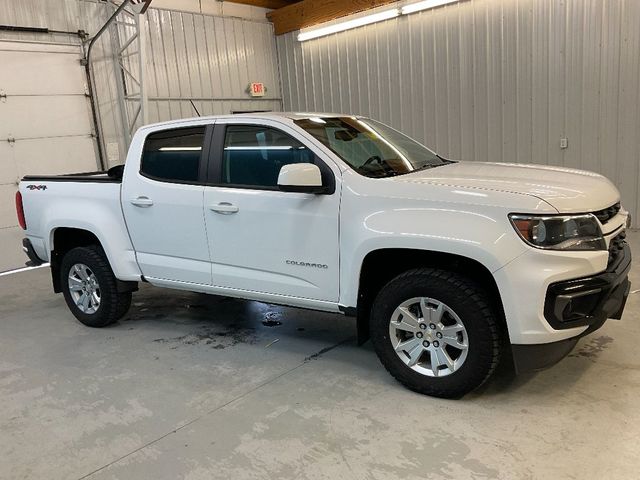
276 0 640 227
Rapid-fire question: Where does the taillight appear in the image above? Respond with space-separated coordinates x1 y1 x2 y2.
15 191 26 230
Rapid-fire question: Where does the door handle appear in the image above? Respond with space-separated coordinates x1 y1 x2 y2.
209 202 239 214
130 196 154 207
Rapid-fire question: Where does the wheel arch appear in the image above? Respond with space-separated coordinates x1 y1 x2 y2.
354 248 507 345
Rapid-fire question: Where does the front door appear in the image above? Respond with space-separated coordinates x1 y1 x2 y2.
121 125 212 284
203 119 341 301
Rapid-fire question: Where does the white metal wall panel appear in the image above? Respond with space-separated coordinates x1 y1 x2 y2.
0 0 81 44
98 5 282 164
135 9 282 124
0 0 282 167
0 0 129 168
277 0 640 226
0 41 97 229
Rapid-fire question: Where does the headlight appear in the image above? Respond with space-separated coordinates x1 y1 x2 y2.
509 214 606 250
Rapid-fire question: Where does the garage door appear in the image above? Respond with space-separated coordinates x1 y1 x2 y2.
0 40 98 230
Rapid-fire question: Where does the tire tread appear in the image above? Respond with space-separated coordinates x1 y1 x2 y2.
370 267 502 398
60 245 132 327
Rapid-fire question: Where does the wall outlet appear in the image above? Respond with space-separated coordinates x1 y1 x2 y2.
560 137 568 149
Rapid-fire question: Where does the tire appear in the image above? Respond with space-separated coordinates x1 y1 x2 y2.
60 245 132 328
370 268 502 398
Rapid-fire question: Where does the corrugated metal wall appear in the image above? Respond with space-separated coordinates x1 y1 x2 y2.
131 9 281 124
100 5 282 164
0 0 87 44
98 5 282 164
276 0 640 226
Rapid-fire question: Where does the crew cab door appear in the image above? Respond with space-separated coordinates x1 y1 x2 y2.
203 119 341 301
121 124 213 284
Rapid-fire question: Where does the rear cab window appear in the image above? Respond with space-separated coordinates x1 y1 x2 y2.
140 127 206 183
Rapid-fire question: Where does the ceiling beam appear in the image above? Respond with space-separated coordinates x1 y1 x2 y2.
226 0 298 9
267 0 398 35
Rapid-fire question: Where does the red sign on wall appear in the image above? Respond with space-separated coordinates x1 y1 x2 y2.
249 82 265 97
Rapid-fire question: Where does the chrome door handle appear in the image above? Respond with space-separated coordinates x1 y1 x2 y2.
130 196 154 207
209 202 239 214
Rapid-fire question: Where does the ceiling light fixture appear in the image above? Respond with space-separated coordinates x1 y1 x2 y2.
296 0 461 42
297 8 400 42
401 0 459 15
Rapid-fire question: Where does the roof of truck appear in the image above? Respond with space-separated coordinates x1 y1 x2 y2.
142 112 356 129
237 112 352 120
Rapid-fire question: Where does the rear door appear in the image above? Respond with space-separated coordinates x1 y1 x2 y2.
203 119 341 301
121 125 213 284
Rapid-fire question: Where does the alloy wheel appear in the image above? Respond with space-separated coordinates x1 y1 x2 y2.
68 263 101 314
388 297 469 377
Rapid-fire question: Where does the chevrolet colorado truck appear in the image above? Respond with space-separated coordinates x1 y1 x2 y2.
16 113 632 398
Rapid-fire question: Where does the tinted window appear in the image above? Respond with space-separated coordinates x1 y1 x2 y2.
222 125 315 188
141 127 205 183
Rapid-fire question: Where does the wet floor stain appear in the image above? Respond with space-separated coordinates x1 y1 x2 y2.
153 325 257 350
262 320 283 327
569 335 614 360
118 286 347 353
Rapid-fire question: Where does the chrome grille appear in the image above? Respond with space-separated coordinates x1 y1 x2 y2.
594 202 621 224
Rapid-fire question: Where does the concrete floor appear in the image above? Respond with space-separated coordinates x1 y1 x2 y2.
1 234 639 480
0 226 25 272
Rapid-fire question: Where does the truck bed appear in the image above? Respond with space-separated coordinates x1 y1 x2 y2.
23 165 124 183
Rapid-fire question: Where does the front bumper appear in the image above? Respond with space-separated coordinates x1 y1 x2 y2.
544 233 631 330
512 233 631 373
511 338 580 373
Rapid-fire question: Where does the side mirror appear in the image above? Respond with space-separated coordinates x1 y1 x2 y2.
277 163 326 194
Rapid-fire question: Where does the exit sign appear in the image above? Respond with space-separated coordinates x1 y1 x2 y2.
249 82 265 97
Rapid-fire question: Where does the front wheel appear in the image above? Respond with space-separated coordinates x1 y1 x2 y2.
370 268 502 398
60 246 132 327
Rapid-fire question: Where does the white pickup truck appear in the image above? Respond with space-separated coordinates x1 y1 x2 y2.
17 113 632 398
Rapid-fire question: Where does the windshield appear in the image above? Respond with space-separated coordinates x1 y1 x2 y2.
294 116 447 178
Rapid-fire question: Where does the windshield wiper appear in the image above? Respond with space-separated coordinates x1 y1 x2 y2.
413 164 440 172
436 154 455 164
413 158 453 172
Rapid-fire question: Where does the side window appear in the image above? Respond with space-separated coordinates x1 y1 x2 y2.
141 127 206 183
222 125 315 188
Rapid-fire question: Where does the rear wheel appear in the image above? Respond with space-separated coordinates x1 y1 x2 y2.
370 268 502 398
60 246 131 327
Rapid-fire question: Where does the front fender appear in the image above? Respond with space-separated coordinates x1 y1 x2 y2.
339 206 529 308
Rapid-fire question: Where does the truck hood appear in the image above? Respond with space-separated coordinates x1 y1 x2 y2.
400 161 620 213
